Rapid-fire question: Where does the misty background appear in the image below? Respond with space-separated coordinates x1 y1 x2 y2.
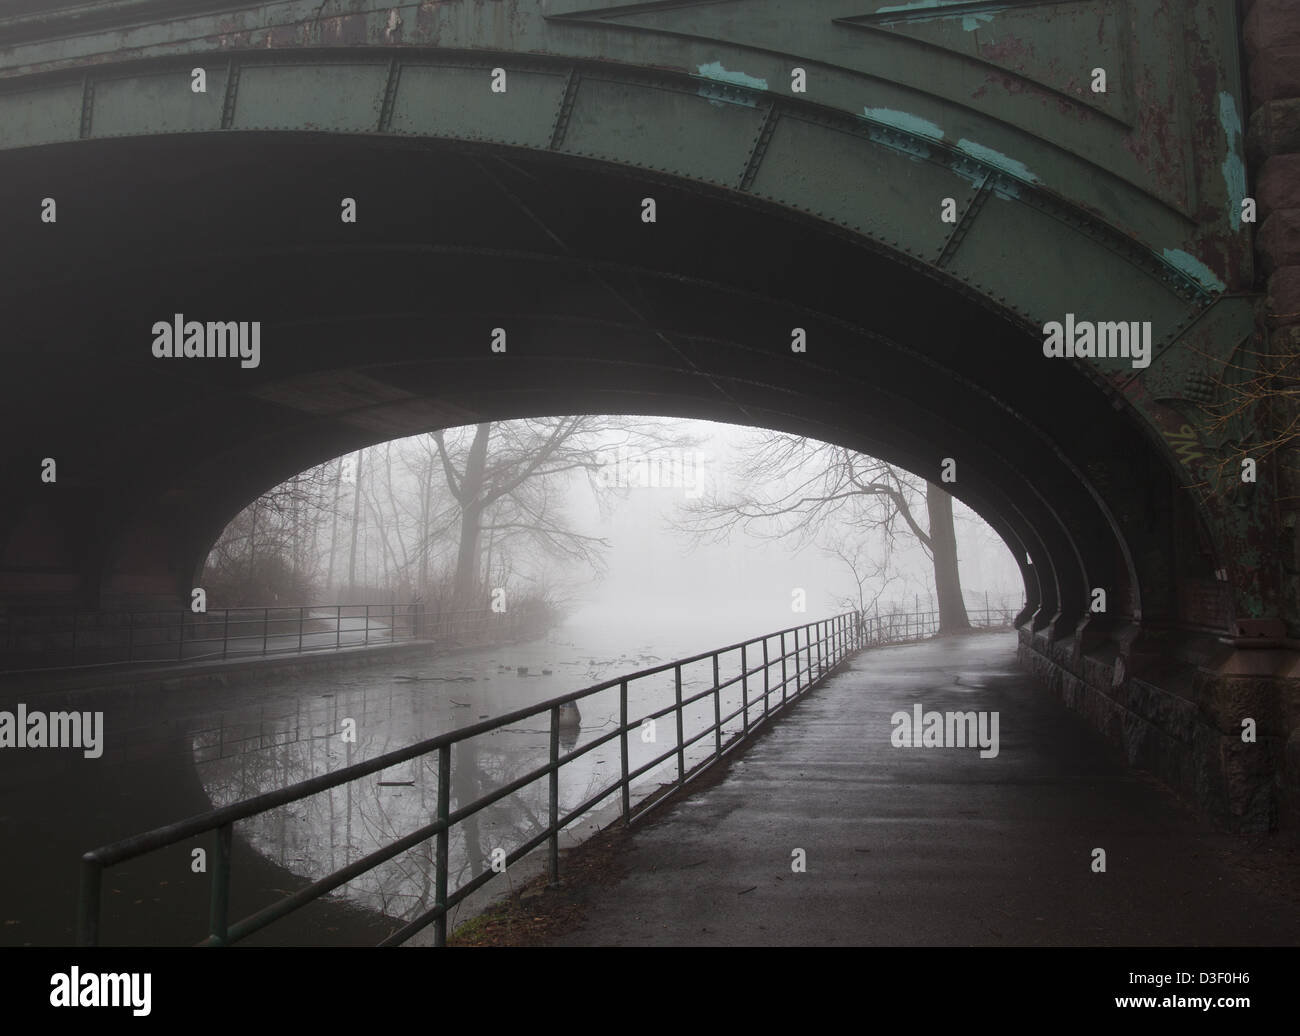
203 416 1025 655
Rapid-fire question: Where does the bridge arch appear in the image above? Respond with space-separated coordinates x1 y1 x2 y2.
0 4 1258 643
4 123 1190 643
3 2 1291 832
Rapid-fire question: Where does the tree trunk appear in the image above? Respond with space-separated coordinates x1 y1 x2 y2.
347 450 363 597
926 482 970 632
451 424 491 612
325 457 343 594
417 450 431 595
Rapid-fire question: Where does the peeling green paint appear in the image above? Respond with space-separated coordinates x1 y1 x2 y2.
862 107 944 140
695 61 767 91
1218 92 1246 232
877 0 996 30
1163 248 1226 293
956 139 1040 184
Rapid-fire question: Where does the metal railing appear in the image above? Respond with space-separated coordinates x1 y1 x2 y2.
0 602 547 671
77 611 865 947
860 606 1016 645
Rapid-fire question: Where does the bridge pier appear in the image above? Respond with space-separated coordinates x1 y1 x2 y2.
1018 622 1299 834
2 496 199 615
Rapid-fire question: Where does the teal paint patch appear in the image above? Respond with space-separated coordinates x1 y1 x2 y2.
1219 92 1246 231
862 107 944 140
696 61 767 91
876 1 996 29
1163 248 1226 293
956 139 1040 183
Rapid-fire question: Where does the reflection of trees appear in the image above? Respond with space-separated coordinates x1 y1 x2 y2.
193 699 612 928
454 734 485 883
189 643 817 932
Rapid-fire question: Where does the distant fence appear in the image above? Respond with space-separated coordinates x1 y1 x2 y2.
77 611 863 947
0 602 550 671
861 605 1016 646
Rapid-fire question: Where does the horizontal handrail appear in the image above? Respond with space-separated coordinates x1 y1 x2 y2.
81 616 851 867
76 608 1014 946
1 601 550 672
78 611 866 947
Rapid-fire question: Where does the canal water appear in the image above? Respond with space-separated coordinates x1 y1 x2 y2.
0 607 828 945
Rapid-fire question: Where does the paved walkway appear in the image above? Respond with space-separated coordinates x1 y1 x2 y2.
550 632 1300 946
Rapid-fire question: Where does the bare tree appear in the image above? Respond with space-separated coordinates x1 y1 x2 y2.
822 531 900 616
432 417 702 612
1192 331 1300 501
203 461 339 606
674 432 972 632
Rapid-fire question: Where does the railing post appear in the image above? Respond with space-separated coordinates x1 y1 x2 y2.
221 609 229 661
262 608 269 656
336 605 342 650
434 743 450 947
548 705 560 884
364 604 370 646
762 636 770 718
620 680 630 822
793 627 801 693
298 606 305 654
209 822 233 946
780 631 788 705
674 664 684 785
712 653 722 757
741 643 749 734
77 856 102 947
816 621 823 678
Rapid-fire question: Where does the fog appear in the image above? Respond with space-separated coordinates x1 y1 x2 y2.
561 419 1023 640
205 415 1024 654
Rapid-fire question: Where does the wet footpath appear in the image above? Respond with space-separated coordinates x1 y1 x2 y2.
546 632 1300 946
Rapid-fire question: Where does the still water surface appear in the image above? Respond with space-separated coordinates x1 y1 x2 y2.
190 610 826 932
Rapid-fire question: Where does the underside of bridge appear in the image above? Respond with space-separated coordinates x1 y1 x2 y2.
0 0 1295 832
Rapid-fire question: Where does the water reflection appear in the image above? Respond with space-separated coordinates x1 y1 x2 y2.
192 622 799 927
